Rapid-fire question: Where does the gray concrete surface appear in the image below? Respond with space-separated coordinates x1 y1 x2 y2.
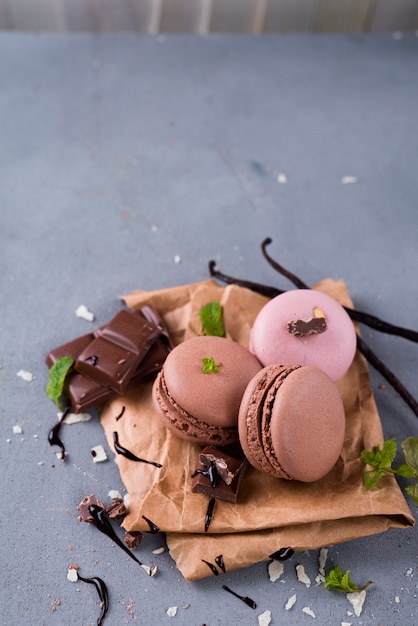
1 32 417 625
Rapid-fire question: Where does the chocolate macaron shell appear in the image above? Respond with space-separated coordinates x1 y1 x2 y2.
238 364 345 482
153 336 262 445
238 364 300 478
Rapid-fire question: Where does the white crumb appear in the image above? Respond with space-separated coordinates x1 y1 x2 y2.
341 176 358 185
258 609 272 626
285 594 297 610
296 564 311 587
268 560 284 582
166 606 177 617
302 606 316 618
123 493 131 510
152 547 166 555
12 425 23 434
405 567 413 577
67 568 78 582
90 445 107 463
108 490 122 500
17 369 34 382
318 548 328 575
174 254 181 264
151 224 158 232
62 411 92 424
6 438 11 443
341 622 352 626
395 596 400 604
141 564 157 577
277 173 288 184
346 590 366 616
75 304 95 322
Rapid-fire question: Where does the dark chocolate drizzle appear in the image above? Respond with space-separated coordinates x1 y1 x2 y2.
115 406 126 421
76 571 109 626
269 547 294 561
222 585 257 609
204 498 216 532
192 462 219 488
209 238 418 418
142 515 160 534
113 431 162 467
215 554 226 573
47 404 71 460
88 504 143 566
202 559 219 576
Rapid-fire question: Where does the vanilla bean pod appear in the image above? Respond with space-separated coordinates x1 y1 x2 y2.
209 243 418 417
261 238 418 343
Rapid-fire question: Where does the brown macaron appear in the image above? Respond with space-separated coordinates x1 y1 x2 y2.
238 364 345 482
152 336 262 446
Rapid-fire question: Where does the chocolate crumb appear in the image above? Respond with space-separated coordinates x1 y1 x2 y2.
105 498 126 519
123 531 143 549
287 316 327 337
76 495 104 523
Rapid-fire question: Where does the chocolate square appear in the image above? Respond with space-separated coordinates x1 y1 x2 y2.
191 446 247 503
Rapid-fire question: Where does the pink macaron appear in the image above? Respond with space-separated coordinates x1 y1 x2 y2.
250 289 357 382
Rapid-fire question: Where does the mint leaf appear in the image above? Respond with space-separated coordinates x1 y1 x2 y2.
199 301 225 337
380 438 397 468
46 356 74 408
401 437 418 474
405 484 418 505
396 464 417 478
201 356 221 374
324 565 373 593
363 468 386 490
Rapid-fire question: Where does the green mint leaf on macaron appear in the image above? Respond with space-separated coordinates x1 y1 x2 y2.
201 356 221 374
199 301 225 337
46 356 74 408
324 565 373 593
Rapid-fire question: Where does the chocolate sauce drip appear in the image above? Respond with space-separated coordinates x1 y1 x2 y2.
142 515 160 534
222 585 257 609
77 572 109 626
88 504 143 566
112 431 162 467
202 559 219 576
192 462 218 488
269 547 294 561
115 406 126 421
47 405 71 460
204 498 216 532
215 554 226 573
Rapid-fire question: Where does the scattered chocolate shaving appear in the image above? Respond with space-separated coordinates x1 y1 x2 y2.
205 498 216 533
115 406 126 421
113 431 162 468
288 316 327 336
76 570 109 626
76 494 104 523
209 238 418 418
105 498 126 520
269 547 294 561
202 559 219 576
215 554 226 573
124 530 143 549
222 585 257 609
142 515 160 534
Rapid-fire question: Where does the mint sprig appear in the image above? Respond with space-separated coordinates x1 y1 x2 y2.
201 356 221 374
324 565 373 593
46 356 74 408
361 438 418 499
199 301 225 337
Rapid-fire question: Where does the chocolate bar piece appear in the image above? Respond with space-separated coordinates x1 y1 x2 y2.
45 332 97 368
191 446 247 503
75 310 161 393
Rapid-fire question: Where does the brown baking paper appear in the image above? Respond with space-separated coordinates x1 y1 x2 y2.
99 279 414 580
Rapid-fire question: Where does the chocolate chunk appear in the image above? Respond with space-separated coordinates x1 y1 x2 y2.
287 316 327 336
138 305 174 351
45 332 97 368
105 498 127 520
76 494 104 523
123 530 143 549
191 447 247 503
75 310 161 393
